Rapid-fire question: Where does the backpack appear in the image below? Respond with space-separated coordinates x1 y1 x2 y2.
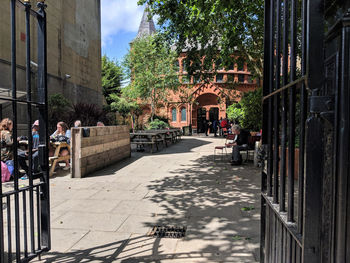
56 135 69 143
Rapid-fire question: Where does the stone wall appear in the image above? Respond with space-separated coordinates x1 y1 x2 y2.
0 0 102 105
71 126 130 178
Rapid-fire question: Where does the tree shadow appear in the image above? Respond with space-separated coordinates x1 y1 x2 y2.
33 139 261 262
85 138 212 178
130 154 262 262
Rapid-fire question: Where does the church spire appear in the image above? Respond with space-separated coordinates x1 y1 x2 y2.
136 6 156 38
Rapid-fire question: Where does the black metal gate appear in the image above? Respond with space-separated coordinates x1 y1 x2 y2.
262 0 350 262
1 0 50 262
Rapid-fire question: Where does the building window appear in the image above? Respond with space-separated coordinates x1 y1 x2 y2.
228 62 234 71
216 74 224 83
175 60 180 72
247 75 254 83
227 74 235 83
237 60 244 71
194 74 201 83
215 58 223 70
238 74 245 83
182 75 191 84
172 108 177 122
181 107 186 121
182 60 188 72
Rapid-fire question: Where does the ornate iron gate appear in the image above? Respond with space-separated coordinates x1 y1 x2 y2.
1 0 50 262
261 0 324 262
262 0 350 262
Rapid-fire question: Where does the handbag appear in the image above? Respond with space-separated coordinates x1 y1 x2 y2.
1 161 11 183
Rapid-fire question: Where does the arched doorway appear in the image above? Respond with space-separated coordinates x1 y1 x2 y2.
209 107 219 132
197 108 207 133
193 93 223 133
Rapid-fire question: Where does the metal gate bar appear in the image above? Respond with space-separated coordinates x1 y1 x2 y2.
261 0 325 262
0 0 50 262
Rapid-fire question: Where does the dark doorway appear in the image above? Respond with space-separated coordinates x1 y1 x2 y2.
197 108 206 133
209 107 219 132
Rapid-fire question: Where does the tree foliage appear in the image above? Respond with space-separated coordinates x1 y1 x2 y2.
138 0 264 80
109 94 138 124
123 35 179 121
147 119 169 130
48 93 71 132
226 88 262 131
226 103 244 124
102 55 123 105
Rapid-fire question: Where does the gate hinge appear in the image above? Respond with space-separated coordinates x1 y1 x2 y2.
309 96 334 124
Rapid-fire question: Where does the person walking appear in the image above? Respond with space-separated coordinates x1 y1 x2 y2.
213 119 218 137
203 119 208 136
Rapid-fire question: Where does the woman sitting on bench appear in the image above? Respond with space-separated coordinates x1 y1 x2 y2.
50 121 71 170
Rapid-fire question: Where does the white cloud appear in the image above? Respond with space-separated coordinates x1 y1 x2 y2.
101 0 145 46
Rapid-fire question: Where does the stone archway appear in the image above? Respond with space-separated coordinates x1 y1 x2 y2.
192 93 223 133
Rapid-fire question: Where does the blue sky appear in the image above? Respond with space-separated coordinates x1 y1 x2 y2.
101 0 145 63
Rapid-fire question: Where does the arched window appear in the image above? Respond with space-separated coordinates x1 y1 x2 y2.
172 108 177 122
181 107 187 122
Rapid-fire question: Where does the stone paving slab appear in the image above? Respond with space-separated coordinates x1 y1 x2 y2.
33 136 260 262
51 212 129 232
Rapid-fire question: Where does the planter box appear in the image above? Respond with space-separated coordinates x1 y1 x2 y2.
71 126 131 178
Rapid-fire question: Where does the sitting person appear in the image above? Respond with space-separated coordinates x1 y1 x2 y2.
50 121 71 170
0 118 14 178
18 120 40 179
74 120 82 128
96 121 104 127
231 125 249 165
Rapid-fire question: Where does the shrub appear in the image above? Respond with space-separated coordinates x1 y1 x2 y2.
226 103 244 124
67 103 108 127
226 88 262 131
147 114 169 124
147 119 169 130
48 94 71 133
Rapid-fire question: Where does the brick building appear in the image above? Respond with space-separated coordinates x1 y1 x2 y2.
136 9 258 133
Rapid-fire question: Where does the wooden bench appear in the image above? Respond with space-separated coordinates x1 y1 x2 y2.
49 142 71 176
130 132 164 153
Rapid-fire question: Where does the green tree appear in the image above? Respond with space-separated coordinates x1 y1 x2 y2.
226 88 262 131
226 103 244 124
124 35 179 121
138 0 264 80
102 55 123 105
109 94 135 124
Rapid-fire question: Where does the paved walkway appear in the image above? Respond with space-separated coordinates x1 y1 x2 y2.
35 136 261 263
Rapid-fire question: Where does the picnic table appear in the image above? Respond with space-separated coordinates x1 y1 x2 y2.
49 141 71 176
130 129 182 153
130 132 166 153
17 140 70 176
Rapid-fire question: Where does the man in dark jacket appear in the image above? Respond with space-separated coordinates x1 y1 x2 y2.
203 119 209 136
231 125 249 165
212 119 218 137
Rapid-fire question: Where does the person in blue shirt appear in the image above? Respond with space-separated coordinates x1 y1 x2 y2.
18 120 40 179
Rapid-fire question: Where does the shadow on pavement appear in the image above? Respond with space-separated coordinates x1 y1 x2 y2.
133 154 261 262
85 138 211 178
35 138 260 262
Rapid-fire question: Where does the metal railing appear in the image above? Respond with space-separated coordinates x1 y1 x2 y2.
0 0 50 262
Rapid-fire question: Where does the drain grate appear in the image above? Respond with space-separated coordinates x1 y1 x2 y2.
148 225 187 238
